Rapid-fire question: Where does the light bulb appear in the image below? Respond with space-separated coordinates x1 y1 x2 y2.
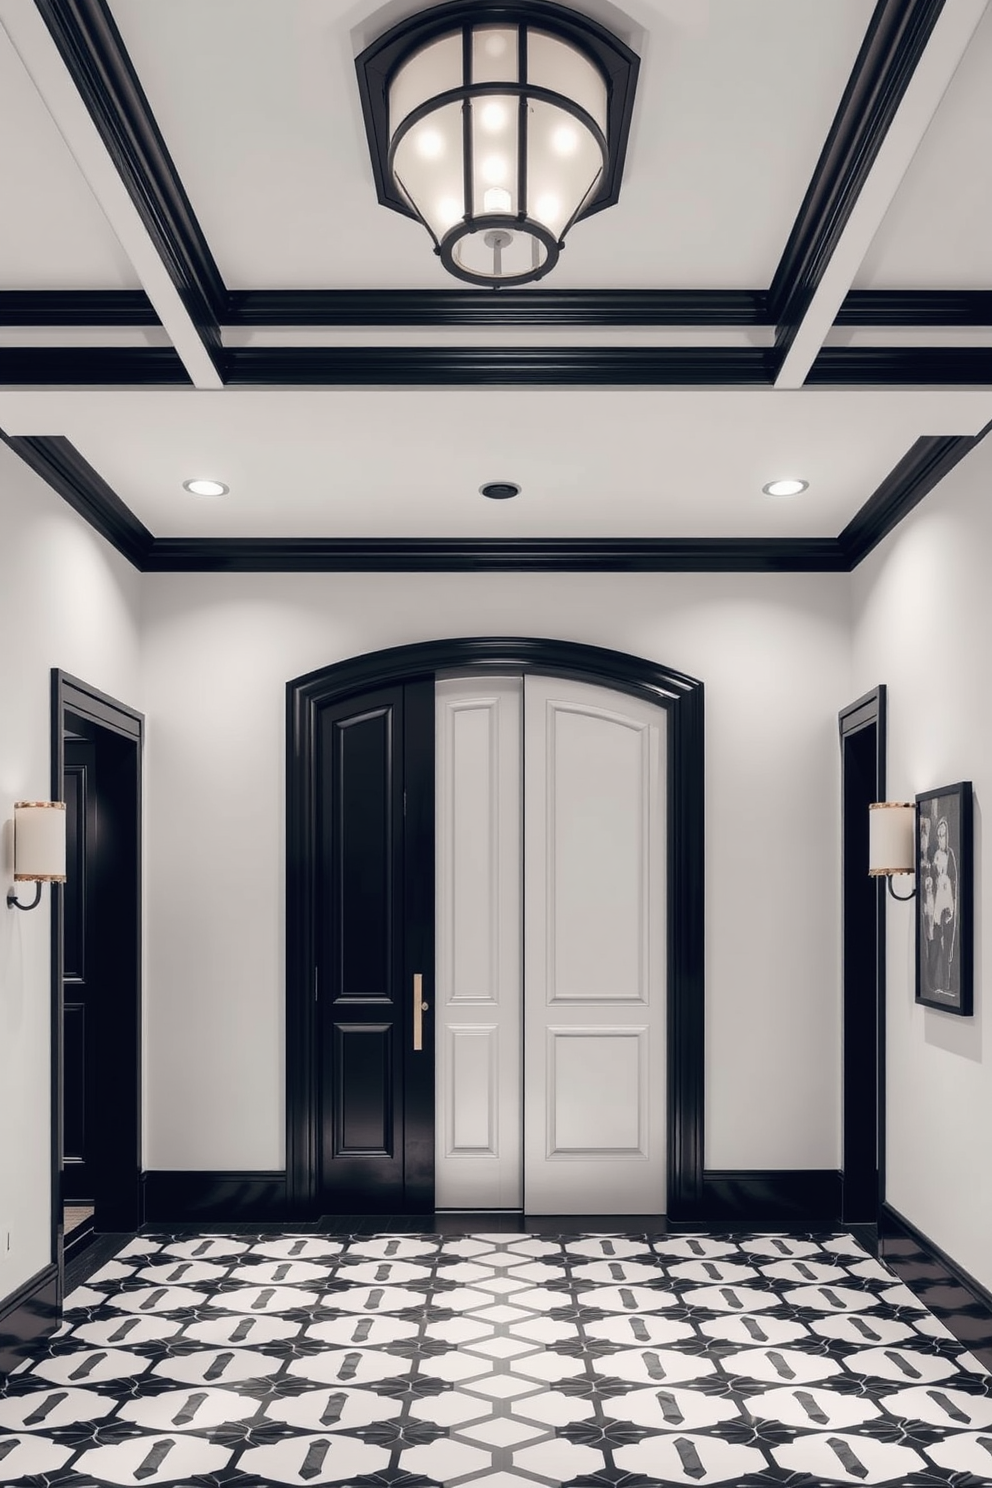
480 102 507 133
762 478 809 497
415 128 444 159
484 187 511 212
551 125 579 156
481 154 508 185
183 479 229 497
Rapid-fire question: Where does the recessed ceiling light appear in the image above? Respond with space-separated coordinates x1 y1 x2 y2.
183 478 229 497
762 478 809 497
480 481 520 500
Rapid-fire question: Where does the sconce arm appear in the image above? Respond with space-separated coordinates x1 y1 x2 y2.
6 882 43 911
886 877 917 902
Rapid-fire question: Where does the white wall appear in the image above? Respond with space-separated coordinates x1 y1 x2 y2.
0 441 141 1302
141 570 850 1176
852 432 992 1292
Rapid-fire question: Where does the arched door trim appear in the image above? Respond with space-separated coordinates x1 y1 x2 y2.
286 636 704 1218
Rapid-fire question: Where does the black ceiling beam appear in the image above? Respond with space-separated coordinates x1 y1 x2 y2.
0 348 189 383
34 0 226 375
0 431 153 568
223 346 778 385
808 347 992 384
836 290 992 326
0 290 159 326
223 289 773 327
769 0 946 357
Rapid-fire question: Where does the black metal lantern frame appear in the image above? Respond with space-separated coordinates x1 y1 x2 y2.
356 0 639 287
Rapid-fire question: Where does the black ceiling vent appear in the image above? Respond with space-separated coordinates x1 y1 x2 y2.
480 481 521 499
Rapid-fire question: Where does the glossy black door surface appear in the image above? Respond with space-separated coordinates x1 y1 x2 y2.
62 738 96 1203
316 681 434 1212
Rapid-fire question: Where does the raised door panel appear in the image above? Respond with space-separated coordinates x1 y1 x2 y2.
524 676 666 1215
435 677 522 1209
63 740 96 1203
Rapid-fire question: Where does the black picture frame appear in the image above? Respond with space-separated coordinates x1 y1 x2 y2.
915 781 973 1015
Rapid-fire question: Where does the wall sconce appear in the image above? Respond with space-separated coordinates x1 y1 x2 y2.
6 801 67 911
868 801 916 900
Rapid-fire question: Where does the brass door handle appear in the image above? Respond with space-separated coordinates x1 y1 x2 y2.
413 973 429 1051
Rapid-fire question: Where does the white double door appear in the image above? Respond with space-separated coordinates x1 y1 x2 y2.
435 673 667 1214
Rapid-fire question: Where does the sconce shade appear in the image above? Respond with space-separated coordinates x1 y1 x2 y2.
13 801 67 882
868 801 915 876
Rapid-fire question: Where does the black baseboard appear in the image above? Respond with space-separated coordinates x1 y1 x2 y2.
0 1263 59 1376
880 1202 992 1369
142 1170 289 1224
698 1169 841 1225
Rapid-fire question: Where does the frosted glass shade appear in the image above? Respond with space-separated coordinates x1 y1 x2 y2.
868 802 915 876
386 19 608 285
13 801 67 881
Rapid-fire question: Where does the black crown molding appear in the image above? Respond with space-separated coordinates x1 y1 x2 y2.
770 0 946 353
0 431 153 569
223 289 773 327
808 347 992 385
34 0 225 372
7 426 983 575
0 289 159 326
144 536 845 573
839 428 988 567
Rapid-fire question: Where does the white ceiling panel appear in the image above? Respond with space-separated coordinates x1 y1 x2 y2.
0 20 140 289
854 3 992 290
1 386 989 540
107 0 874 291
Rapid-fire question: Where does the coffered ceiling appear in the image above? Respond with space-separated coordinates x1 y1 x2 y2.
0 0 990 571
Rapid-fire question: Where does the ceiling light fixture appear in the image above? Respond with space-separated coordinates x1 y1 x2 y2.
356 2 639 287
183 479 229 497
762 478 809 498
480 481 521 499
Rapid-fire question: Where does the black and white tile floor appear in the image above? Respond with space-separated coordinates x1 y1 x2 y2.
3 1230 992 1487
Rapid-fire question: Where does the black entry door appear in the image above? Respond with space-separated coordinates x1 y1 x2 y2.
316 681 434 1212
63 737 96 1204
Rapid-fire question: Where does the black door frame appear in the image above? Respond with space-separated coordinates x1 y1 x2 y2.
839 685 887 1231
287 637 705 1219
51 670 143 1280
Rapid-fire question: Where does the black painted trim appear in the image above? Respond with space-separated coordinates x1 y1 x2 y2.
1 434 153 569
287 639 704 1221
699 1171 841 1225
142 1172 289 1225
809 347 992 384
0 1263 60 1376
839 430 988 568
771 0 946 354
0 348 189 384
225 290 773 327
223 346 777 386
52 672 144 1277
34 0 225 373
0 290 159 326
881 1202 992 1367
838 687 886 1229
145 537 845 573
837 290 992 327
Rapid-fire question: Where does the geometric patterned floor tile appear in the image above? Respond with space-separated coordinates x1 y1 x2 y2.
2 1228 990 1487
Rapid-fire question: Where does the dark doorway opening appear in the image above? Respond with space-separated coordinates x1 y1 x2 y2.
52 672 143 1277
839 686 886 1247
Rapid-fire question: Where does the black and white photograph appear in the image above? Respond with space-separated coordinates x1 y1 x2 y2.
916 781 973 1016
